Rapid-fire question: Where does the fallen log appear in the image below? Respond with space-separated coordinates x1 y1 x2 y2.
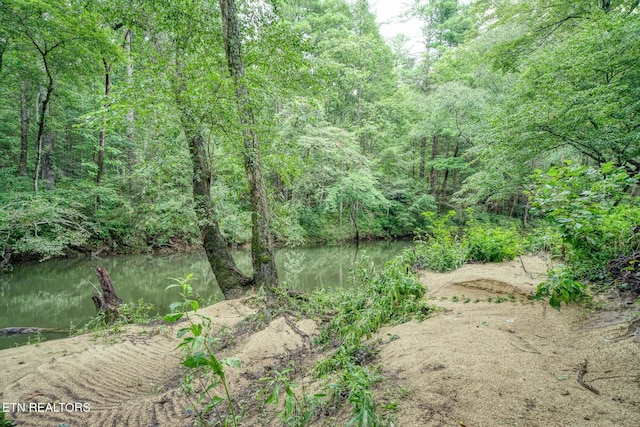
0 327 67 336
92 266 123 324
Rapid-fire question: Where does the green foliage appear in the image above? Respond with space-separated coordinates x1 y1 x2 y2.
0 191 94 261
534 265 589 310
120 299 159 324
73 298 159 335
379 181 437 237
164 275 240 427
530 162 640 279
138 192 199 249
522 225 564 256
270 201 307 247
342 365 379 427
410 211 467 272
466 221 521 262
0 408 16 427
407 210 526 271
299 248 431 425
259 367 326 427
496 9 640 169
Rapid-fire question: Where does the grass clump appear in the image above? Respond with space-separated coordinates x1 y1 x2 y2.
72 298 159 335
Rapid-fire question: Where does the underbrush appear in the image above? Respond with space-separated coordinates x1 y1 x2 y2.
306 253 433 425
72 298 160 336
529 162 640 303
409 210 524 272
165 246 433 426
407 208 601 310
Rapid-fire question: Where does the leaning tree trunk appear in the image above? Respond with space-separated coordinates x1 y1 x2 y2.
183 117 253 298
34 82 53 193
219 0 279 291
174 43 253 299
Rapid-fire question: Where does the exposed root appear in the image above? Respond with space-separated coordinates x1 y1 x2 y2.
283 313 312 347
577 360 600 395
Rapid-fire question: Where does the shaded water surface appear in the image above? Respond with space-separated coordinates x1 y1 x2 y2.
0 240 411 348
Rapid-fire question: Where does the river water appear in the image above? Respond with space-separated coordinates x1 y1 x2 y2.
0 240 411 349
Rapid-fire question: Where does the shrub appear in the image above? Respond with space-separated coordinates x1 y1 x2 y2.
0 192 94 261
411 211 468 272
523 226 563 256
466 224 521 262
529 162 640 280
534 265 589 309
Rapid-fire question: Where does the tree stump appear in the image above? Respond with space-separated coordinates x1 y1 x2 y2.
92 267 123 324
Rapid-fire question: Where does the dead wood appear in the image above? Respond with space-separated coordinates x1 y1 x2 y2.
0 327 67 336
577 360 600 395
92 266 123 324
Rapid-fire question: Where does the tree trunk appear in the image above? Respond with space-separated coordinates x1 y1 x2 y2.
419 135 427 180
96 58 111 189
183 118 253 298
350 202 360 242
42 131 55 189
439 138 460 197
92 267 123 324
429 134 439 196
220 0 279 291
24 24 60 192
34 83 52 193
19 81 30 176
124 29 137 185
172 31 253 299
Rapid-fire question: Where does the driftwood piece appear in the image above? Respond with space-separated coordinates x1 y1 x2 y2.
577 360 600 395
0 327 67 336
92 266 123 324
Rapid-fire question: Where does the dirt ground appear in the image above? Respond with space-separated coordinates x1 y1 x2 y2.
1 255 638 426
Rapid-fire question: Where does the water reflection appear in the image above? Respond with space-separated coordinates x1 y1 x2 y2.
0 240 411 348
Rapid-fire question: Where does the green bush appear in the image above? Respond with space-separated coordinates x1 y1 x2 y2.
466 224 521 262
534 265 589 309
0 191 94 261
530 162 640 280
523 226 563 256
411 211 468 272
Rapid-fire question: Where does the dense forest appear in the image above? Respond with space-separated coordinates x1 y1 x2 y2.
1 1 640 425
0 0 638 291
